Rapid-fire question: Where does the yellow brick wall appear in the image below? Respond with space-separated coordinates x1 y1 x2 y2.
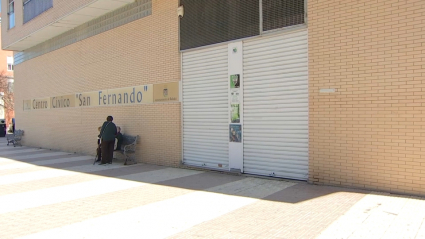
14 0 182 167
308 0 425 195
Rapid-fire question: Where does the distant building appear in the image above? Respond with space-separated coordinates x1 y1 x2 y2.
0 12 14 129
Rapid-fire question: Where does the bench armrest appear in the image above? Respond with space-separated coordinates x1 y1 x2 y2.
123 143 136 153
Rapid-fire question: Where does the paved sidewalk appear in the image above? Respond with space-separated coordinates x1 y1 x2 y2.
1 138 425 239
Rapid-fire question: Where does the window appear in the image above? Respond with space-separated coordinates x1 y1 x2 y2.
8 0 15 29
23 0 53 24
7 57 14 71
180 0 259 50
180 0 305 50
262 0 305 31
7 79 14 93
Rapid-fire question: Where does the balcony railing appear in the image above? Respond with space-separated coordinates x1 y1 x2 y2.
23 0 53 24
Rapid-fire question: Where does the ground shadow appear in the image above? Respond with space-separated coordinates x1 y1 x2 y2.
0 139 387 205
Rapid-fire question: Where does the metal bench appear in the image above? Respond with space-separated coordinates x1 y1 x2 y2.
6 130 24 147
114 134 139 165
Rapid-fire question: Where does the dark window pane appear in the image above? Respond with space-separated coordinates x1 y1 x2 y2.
23 0 53 24
180 0 260 50
263 0 304 31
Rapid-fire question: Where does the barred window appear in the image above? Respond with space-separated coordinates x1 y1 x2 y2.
180 0 305 50
180 0 259 50
262 0 304 31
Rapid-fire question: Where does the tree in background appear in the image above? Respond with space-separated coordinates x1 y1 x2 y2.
0 72 14 128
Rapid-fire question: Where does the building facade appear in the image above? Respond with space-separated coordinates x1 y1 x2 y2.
3 0 181 166
3 0 425 196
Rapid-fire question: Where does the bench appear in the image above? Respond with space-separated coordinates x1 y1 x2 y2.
114 134 139 165
6 130 24 147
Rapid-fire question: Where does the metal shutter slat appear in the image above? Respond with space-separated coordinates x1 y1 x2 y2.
243 29 309 180
182 44 229 170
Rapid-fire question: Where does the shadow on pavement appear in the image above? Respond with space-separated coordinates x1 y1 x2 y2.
0 139 369 205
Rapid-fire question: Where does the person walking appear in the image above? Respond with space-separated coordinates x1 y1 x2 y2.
98 116 117 165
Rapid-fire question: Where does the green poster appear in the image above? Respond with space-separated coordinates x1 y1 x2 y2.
231 104 240 123
230 74 240 89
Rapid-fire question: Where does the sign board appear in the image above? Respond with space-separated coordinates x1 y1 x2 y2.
153 82 180 103
23 83 175 110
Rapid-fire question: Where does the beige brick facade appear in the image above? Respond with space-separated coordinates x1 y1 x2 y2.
13 0 182 167
308 0 425 195
6 0 425 196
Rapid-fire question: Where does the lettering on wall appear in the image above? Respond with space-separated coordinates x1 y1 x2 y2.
76 91 98 107
51 95 75 108
23 83 177 111
32 98 50 110
98 85 153 106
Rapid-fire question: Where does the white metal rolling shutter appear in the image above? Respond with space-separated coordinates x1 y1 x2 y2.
243 30 309 180
182 45 229 170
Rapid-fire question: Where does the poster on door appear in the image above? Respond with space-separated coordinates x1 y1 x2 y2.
230 74 241 124
229 124 242 143
230 74 240 89
230 104 240 123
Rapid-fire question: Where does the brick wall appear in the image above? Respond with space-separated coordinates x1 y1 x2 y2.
14 0 182 167
308 0 425 195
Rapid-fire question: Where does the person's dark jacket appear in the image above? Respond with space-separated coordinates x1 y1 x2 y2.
99 121 117 141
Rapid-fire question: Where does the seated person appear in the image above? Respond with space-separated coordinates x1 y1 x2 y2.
115 126 123 151
95 126 102 162
7 122 14 133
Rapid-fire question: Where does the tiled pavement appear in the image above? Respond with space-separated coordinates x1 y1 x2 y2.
1 138 425 239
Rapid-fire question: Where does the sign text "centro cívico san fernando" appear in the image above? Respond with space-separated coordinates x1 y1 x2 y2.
23 82 180 111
